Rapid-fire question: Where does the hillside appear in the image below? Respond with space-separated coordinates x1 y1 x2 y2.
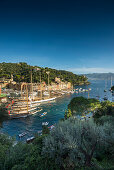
85 73 114 80
0 62 89 85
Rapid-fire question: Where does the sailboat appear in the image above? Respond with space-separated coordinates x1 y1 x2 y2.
103 79 108 100
96 88 100 99
104 80 107 92
109 76 112 91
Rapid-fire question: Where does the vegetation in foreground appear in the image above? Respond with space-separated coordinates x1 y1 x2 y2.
0 97 114 170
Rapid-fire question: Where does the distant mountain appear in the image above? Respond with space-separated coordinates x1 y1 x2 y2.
85 73 114 80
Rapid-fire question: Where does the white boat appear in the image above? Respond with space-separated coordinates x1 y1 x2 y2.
48 125 55 130
13 104 39 110
42 122 49 126
31 97 56 104
10 114 28 119
19 132 27 138
26 136 35 143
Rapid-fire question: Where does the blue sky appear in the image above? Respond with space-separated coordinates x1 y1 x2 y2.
0 0 114 74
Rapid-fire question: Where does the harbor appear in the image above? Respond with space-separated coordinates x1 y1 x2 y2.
0 73 74 118
0 79 114 141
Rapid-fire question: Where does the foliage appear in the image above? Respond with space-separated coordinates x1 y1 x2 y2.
42 118 114 169
93 101 114 120
0 134 59 170
111 85 114 91
0 134 14 169
67 97 100 117
0 104 8 119
0 116 114 170
0 95 114 169
0 62 88 85
64 109 72 119
96 115 114 126
42 125 50 135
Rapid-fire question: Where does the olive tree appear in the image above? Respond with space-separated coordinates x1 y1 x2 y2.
42 118 113 169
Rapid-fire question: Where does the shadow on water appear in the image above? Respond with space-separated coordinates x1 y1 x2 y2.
0 115 8 128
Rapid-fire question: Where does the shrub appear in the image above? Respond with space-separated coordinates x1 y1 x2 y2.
43 118 114 169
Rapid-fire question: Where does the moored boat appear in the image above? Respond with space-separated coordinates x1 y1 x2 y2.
26 136 35 143
32 97 56 104
40 112 47 117
48 124 56 130
19 132 27 138
42 122 49 126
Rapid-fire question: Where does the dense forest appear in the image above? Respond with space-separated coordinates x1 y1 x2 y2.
0 97 114 169
0 62 88 85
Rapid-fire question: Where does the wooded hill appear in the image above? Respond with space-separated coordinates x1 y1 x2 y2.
0 62 88 85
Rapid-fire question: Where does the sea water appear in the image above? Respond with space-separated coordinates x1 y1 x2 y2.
0 80 114 141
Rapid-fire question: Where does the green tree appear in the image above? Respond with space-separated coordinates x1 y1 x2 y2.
111 86 114 91
42 125 50 135
0 62 89 85
64 109 72 119
93 101 114 120
43 118 114 169
67 97 100 116
0 134 13 169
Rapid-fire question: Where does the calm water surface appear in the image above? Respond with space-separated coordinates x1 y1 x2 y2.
0 80 114 140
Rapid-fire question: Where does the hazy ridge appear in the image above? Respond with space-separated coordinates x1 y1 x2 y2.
85 73 114 80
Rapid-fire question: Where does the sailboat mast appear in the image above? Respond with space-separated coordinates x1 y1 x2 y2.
111 76 112 87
